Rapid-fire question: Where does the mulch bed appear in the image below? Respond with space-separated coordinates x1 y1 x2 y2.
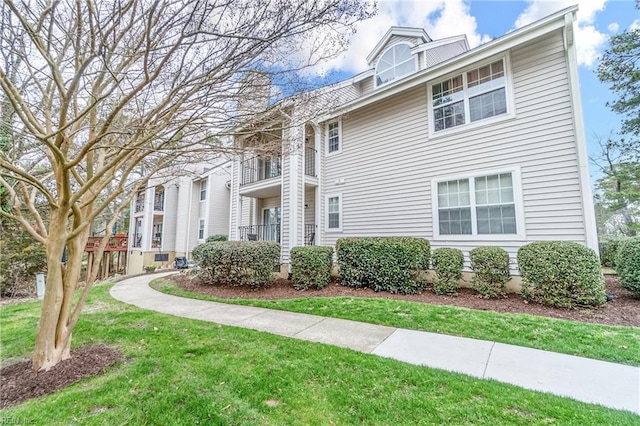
171 274 640 327
1 345 122 409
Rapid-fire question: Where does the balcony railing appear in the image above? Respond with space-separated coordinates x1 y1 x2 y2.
238 224 280 243
304 224 315 246
85 236 129 252
241 156 281 185
305 147 316 177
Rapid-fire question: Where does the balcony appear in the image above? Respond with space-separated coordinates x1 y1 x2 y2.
238 224 281 243
305 147 316 177
241 157 281 185
85 236 129 252
237 224 315 246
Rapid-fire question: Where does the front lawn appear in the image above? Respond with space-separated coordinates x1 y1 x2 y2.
152 278 640 367
1 283 638 424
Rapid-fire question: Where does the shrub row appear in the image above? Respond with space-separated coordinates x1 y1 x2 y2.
431 248 464 295
192 241 280 287
616 237 640 297
290 246 334 290
336 237 430 294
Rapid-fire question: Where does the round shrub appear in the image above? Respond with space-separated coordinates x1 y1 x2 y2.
336 237 430 294
290 246 333 290
599 237 626 268
616 237 640 297
192 241 280 287
431 248 464 295
517 241 606 308
470 246 511 298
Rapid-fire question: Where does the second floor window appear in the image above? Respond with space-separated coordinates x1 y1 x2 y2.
376 43 415 86
431 58 507 132
199 179 207 201
327 121 341 154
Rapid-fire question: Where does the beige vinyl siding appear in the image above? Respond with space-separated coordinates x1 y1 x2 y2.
206 170 231 239
161 184 177 250
358 77 374 95
304 188 315 227
322 30 586 271
228 159 240 239
424 40 468 68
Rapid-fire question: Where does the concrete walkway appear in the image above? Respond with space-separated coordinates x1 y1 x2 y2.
110 272 640 415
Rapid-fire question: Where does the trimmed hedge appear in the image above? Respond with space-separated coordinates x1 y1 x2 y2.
290 246 334 290
470 246 511 298
599 237 626 268
616 237 640 297
192 241 280 287
206 234 228 242
431 248 464 295
336 237 430 294
517 241 606 307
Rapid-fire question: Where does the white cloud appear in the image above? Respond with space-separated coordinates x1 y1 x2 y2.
631 19 640 31
608 22 619 33
514 0 608 67
321 0 491 74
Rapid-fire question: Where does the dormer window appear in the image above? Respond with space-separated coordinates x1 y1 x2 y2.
376 43 415 86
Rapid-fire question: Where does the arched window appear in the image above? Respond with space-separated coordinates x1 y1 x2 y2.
376 43 415 86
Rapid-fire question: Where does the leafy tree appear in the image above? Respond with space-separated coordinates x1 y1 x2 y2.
597 0 640 149
0 0 373 371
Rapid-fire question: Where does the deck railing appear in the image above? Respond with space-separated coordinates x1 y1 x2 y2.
238 224 281 243
85 236 129 252
241 156 282 185
305 147 316 177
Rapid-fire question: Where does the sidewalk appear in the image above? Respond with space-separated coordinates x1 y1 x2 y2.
110 272 640 415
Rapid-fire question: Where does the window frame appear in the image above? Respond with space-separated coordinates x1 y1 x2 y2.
325 193 343 232
374 42 418 88
325 119 342 156
427 54 515 138
199 179 207 201
198 218 205 240
431 167 526 241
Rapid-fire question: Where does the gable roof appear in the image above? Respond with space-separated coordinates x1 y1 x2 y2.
319 4 578 122
365 26 431 65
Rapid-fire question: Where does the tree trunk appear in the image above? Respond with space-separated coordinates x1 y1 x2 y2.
31 211 86 371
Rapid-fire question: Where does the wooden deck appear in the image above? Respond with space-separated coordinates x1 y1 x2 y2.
85 236 128 252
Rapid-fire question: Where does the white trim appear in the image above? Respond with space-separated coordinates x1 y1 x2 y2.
564 12 599 253
410 34 469 54
326 193 343 232
374 42 418 89
427 53 515 138
431 167 526 241
325 119 342 156
366 26 430 65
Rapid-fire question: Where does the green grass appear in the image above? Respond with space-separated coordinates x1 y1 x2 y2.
602 267 617 275
1 283 638 424
151 278 640 367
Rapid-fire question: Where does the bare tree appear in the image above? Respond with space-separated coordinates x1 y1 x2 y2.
0 0 373 371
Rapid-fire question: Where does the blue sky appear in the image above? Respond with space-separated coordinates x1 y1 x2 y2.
315 0 639 183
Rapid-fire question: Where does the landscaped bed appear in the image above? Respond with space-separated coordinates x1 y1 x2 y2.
167 273 639 327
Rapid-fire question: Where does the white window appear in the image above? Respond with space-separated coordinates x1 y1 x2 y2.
376 43 416 86
199 179 207 201
198 219 205 240
326 120 341 154
431 58 508 133
434 169 524 239
326 194 342 231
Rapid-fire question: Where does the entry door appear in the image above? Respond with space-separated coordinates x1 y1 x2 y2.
262 207 281 243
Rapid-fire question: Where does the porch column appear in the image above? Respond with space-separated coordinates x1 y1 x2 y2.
283 121 305 264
